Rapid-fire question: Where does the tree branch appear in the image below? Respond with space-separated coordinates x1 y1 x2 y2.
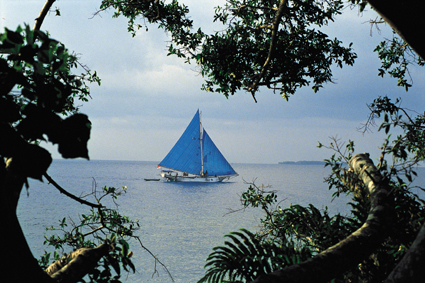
46 244 110 282
34 0 56 31
250 153 392 283
238 4 279 12
247 0 288 102
44 173 102 208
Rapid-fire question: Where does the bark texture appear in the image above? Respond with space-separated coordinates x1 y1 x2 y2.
47 244 110 283
250 153 391 283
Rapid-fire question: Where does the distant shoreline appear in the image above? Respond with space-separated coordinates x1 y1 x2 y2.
278 161 326 165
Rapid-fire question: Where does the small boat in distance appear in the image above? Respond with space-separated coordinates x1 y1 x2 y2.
157 110 238 182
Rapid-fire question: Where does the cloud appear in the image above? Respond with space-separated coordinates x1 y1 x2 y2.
4 1 425 164
100 63 202 96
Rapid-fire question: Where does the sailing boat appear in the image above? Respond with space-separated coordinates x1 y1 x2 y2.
157 110 238 182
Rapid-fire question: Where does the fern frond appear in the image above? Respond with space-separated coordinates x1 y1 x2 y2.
198 229 281 283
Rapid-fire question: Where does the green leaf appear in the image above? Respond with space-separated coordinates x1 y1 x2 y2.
119 239 129 258
109 255 121 276
5 27 24 44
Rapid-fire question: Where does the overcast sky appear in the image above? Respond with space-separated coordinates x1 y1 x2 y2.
2 0 425 164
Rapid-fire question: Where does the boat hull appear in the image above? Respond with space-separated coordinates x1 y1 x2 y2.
160 170 234 182
164 176 227 182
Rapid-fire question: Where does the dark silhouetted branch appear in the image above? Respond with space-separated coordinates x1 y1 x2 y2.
44 173 102 208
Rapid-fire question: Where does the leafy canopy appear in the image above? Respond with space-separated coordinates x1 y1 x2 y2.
195 0 356 100
101 0 356 101
0 25 99 180
101 0 423 102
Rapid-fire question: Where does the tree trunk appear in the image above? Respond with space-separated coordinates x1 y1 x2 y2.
1 158 110 283
1 159 55 282
250 153 392 283
367 0 425 60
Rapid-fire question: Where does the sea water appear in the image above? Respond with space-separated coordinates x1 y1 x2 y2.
16 160 425 282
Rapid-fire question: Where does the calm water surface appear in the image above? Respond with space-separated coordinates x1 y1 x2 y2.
17 160 425 282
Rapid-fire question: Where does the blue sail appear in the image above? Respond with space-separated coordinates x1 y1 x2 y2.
158 110 237 178
158 110 202 175
202 130 237 176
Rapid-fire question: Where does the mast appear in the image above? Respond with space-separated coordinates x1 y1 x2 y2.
199 110 204 176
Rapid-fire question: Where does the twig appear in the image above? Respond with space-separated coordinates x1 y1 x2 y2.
34 0 56 31
44 173 102 208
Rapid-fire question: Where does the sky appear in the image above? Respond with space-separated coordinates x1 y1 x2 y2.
1 0 425 164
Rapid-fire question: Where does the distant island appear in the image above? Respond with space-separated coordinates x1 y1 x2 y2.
278 161 326 165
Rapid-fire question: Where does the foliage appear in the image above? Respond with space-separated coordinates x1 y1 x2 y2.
364 96 425 164
101 0 424 102
0 25 100 181
319 132 425 282
198 228 310 283
101 0 357 101
0 21 174 282
199 183 353 282
0 23 166 282
99 0 203 54
196 0 357 100
0 25 99 116
240 184 360 252
4 1 425 282
374 34 425 91
200 97 425 282
39 184 140 282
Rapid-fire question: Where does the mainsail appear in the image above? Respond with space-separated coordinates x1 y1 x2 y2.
158 110 237 177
